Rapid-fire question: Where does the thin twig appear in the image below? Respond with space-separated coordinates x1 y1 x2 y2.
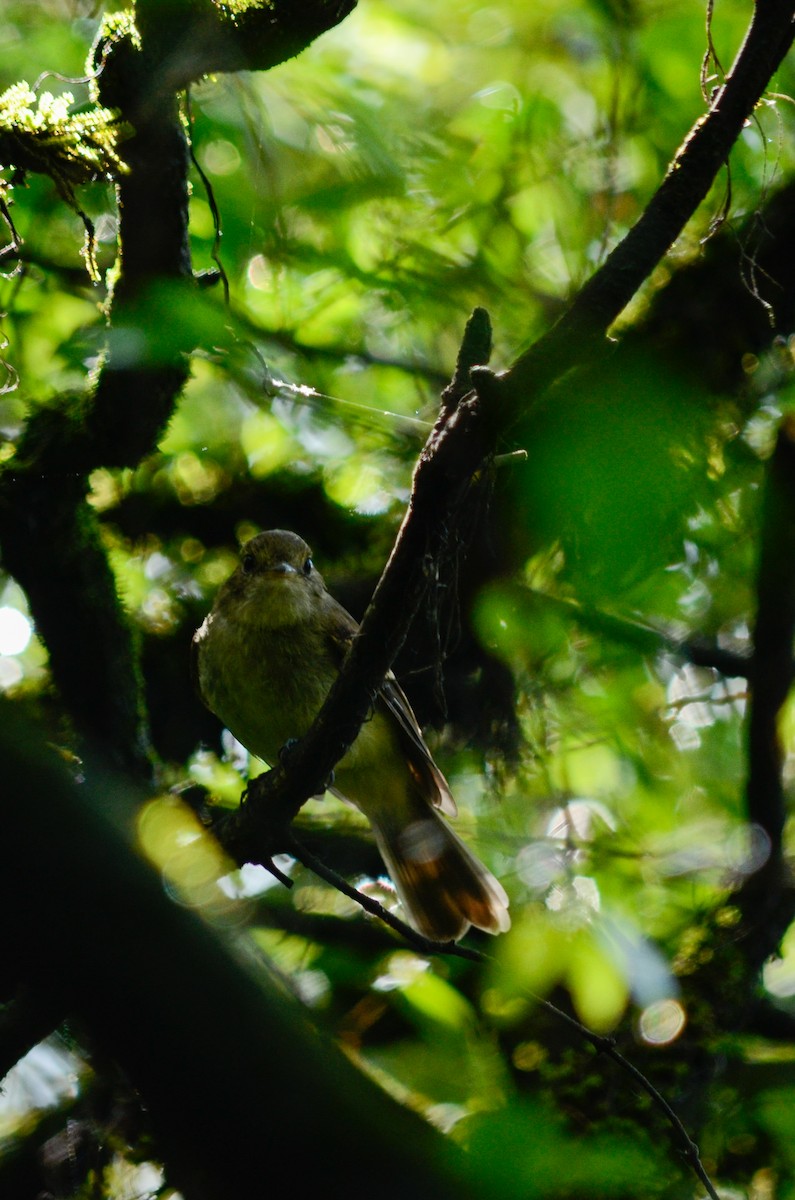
534 997 722 1200
283 832 485 963
263 832 723 1200
185 87 230 307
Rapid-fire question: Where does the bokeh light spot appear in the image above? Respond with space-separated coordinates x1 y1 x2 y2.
0 607 31 656
638 998 686 1046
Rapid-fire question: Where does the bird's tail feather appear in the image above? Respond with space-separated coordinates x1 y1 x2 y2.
372 809 510 943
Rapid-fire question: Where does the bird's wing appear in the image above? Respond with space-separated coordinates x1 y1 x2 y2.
378 675 457 816
323 594 457 817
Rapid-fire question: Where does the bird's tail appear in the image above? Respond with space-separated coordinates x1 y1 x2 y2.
371 807 510 943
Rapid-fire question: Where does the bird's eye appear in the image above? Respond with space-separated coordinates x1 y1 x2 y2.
241 553 256 575
302 557 313 576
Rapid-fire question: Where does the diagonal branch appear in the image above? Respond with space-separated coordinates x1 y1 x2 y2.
220 307 495 860
503 0 795 405
0 708 481 1200
283 832 485 962
219 1 795 872
534 997 721 1200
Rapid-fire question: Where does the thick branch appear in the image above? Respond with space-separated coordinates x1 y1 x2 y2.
0 20 195 771
735 416 795 956
134 0 358 91
0 0 363 771
18 22 193 476
0 709 483 1200
746 418 795 855
0 476 152 774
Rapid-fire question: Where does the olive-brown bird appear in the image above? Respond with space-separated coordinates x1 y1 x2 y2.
193 529 510 942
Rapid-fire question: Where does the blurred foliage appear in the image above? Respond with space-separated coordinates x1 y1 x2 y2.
3 0 795 1197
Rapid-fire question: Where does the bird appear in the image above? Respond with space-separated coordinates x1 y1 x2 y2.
192 529 510 942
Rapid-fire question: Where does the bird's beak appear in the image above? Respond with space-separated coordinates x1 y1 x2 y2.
268 561 298 576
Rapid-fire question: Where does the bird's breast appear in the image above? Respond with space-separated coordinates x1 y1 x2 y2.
197 610 333 765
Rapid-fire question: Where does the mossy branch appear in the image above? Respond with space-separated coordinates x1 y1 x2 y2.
0 82 127 185
130 0 358 88
0 81 130 278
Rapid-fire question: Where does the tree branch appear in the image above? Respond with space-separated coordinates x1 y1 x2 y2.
283 832 486 963
134 0 358 92
736 415 795 959
0 15 191 772
0 2 364 773
219 0 795 875
534 998 721 1200
219 309 498 862
0 490 153 773
746 417 795 856
0 708 483 1200
503 0 795 404
511 587 753 680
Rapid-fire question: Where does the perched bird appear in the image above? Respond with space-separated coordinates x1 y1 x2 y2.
193 529 510 942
